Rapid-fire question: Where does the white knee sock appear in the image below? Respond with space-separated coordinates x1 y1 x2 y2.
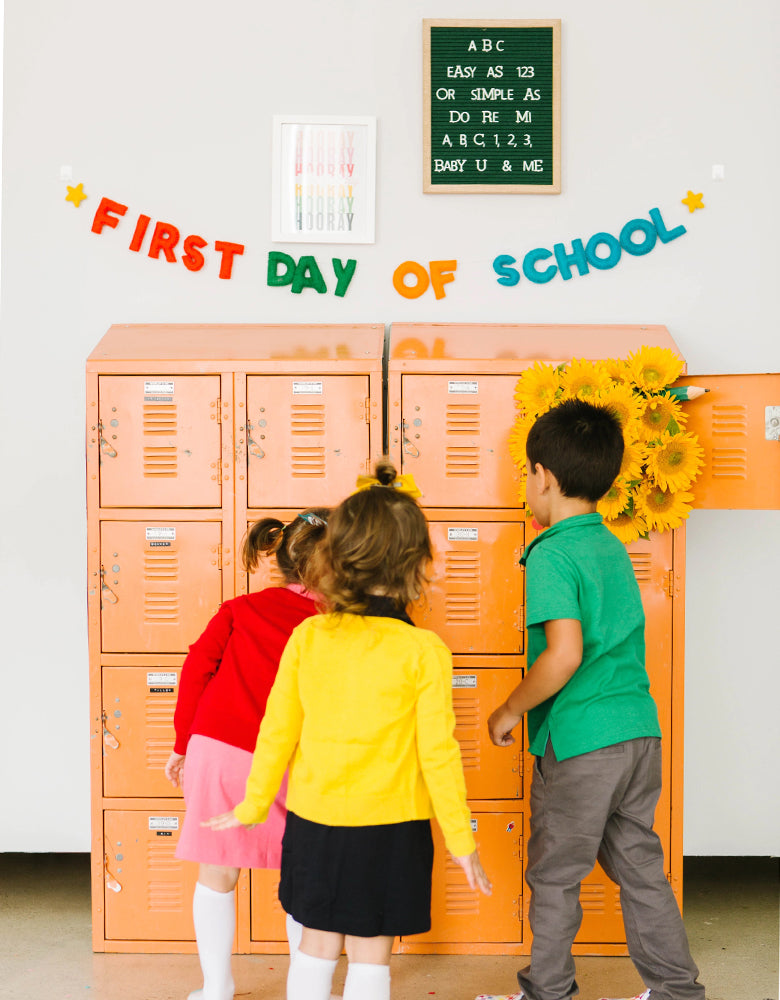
287 950 338 1000
343 962 390 1000
286 912 303 954
190 882 235 1000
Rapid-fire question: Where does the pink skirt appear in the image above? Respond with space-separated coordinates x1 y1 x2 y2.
176 735 287 868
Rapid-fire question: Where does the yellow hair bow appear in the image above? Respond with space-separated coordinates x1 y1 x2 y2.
353 473 422 498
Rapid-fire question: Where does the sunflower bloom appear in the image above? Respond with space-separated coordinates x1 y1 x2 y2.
635 481 695 531
598 479 631 520
560 358 611 400
627 346 684 392
603 358 631 384
595 382 643 432
514 362 561 416
603 509 648 545
508 414 533 469
646 432 705 492
619 439 647 482
637 393 687 442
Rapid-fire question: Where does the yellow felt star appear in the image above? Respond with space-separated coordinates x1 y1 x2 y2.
65 183 87 207
681 190 704 213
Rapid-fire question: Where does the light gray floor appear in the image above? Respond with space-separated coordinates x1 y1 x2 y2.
0 855 776 1000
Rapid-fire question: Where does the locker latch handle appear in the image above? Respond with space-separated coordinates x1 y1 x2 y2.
97 421 117 459
401 422 420 458
246 420 265 459
100 568 119 606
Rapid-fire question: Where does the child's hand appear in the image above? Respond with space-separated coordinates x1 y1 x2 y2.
164 752 186 788
487 703 522 747
202 809 252 831
453 850 492 896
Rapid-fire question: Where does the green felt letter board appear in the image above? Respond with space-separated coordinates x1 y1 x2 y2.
423 19 561 194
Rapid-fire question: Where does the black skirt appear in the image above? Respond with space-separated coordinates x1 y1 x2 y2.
279 811 434 937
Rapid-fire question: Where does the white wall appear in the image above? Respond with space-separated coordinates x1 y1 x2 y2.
1 0 778 853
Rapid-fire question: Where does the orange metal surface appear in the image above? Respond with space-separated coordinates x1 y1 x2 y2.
678 373 780 509
246 374 371 508
97 375 223 508
400 810 523 948
103 809 197 941
100 520 223 653
413 520 525 654
102 667 183 799
249 870 289 943
398 374 521 507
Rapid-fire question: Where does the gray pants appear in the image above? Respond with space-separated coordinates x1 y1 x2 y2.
517 738 705 1000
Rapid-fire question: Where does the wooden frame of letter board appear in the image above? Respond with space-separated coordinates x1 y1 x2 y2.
423 19 561 194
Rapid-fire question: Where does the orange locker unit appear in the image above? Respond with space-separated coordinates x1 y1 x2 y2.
388 323 689 957
86 324 384 953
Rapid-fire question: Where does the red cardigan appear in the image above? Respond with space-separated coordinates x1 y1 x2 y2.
173 587 317 755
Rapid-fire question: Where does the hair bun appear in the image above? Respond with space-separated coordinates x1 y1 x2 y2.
374 458 397 486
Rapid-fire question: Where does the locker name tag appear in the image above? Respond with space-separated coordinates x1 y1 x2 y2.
146 527 176 541
292 381 323 395
453 675 477 688
144 380 174 394
448 380 479 394
470 818 478 832
147 671 177 687
448 527 478 541
149 816 179 831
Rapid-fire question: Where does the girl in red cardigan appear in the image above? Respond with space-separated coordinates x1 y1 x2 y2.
165 508 328 1000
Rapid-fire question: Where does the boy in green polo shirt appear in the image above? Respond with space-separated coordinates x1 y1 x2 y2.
487 398 704 1000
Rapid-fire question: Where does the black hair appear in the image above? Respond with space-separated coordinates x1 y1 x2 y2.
526 398 624 502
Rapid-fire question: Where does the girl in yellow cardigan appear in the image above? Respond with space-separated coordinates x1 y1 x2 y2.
205 460 491 1000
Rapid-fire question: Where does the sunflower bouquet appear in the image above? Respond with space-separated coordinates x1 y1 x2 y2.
509 346 705 543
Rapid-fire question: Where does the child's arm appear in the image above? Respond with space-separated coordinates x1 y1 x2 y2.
488 617 582 747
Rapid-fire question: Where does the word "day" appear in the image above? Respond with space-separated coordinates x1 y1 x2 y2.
91 197 245 279
493 208 686 285
267 252 357 297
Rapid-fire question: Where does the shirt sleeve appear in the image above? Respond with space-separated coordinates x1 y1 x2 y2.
233 629 304 826
415 637 476 858
525 546 582 628
173 601 234 755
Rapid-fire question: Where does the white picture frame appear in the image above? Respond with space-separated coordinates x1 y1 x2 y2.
271 115 377 244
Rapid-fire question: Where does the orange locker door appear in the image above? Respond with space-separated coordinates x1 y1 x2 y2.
103 809 197 941
102 667 183 798
246 375 371 508
452 661 524 800
407 812 523 945
399 374 521 507
100 521 222 653
249 869 288 942
680 373 780 509
414 521 525 654
98 375 223 508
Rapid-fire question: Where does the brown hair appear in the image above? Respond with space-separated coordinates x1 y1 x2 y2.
242 507 330 587
313 460 431 614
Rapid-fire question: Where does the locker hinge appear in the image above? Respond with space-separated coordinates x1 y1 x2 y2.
364 396 371 424
216 544 223 570
216 463 222 485
516 604 525 633
216 399 223 423
666 570 675 597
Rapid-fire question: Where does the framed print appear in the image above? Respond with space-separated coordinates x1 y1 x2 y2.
271 115 377 243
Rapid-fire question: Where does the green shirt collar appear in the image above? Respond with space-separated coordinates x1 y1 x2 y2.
519 511 603 565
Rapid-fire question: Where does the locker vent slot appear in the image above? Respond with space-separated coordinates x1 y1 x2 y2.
445 552 480 581
291 447 326 477
148 842 180 873
442 856 481 914
144 555 179 580
711 405 747 436
444 594 480 623
445 446 480 477
146 740 173 770
456 738 480 770
143 593 180 624
148 882 184 913
446 404 480 434
629 553 652 584
145 697 176 726
291 405 326 434
143 404 178 435
143 447 177 477
711 448 748 479
580 882 622 915
453 693 479 728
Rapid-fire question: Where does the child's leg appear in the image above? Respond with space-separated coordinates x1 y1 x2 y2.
190 865 240 1000
518 741 636 1000
286 913 303 954
287 928 341 1000
597 738 705 1000
342 935 393 1000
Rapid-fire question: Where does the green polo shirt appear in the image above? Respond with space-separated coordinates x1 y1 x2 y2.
520 512 661 760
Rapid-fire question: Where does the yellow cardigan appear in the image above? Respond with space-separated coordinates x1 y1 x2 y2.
234 613 476 859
